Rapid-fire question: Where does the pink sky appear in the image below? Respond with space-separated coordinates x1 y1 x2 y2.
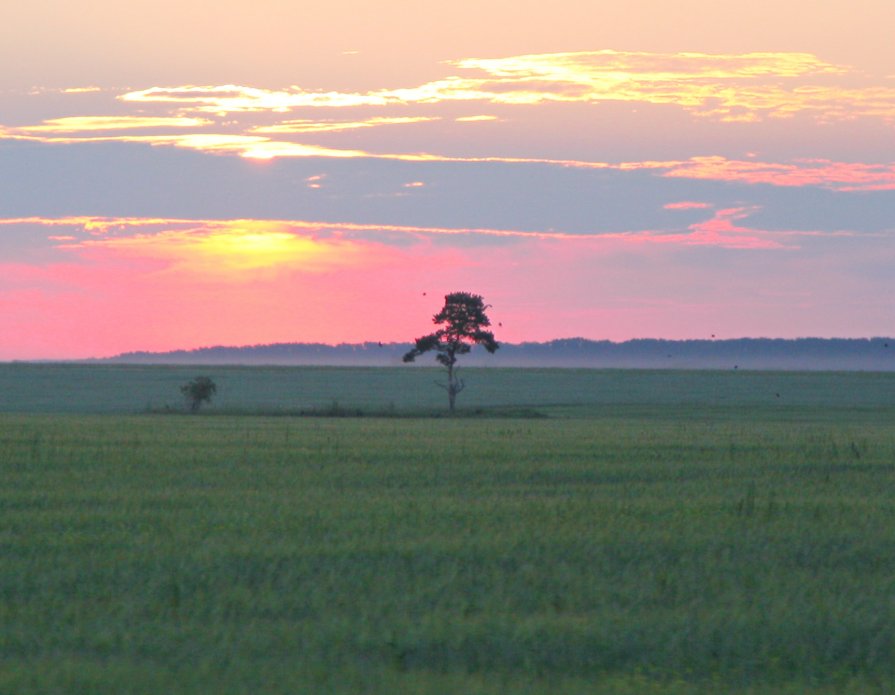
1 1 893 358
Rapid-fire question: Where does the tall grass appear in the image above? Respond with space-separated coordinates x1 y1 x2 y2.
1 411 894 693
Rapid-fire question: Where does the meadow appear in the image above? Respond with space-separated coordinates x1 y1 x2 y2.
1 366 894 693
2 363 894 416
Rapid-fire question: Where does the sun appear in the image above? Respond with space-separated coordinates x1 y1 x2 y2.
197 230 317 270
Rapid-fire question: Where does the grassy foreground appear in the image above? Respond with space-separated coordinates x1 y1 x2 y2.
2 402 894 693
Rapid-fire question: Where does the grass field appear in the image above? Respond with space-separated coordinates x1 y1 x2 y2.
2 363 894 416
1 366 894 693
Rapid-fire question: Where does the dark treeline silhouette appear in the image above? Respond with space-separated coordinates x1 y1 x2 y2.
103 338 895 371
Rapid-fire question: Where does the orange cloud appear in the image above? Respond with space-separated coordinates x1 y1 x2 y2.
675 206 785 249
664 201 713 210
455 51 845 80
119 84 388 112
16 116 210 132
72 223 381 277
6 101 895 193
454 115 499 122
0 129 371 160
5 209 810 255
664 156 895 191
252 116 437 134
115 50 895 124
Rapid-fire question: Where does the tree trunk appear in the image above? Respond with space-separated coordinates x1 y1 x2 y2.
447 363 456 413
445 361 465 413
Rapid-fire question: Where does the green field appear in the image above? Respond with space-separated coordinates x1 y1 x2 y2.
2 363 894 417
1 366 894 693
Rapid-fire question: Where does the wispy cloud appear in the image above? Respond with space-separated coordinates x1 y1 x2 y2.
116 50 895 123
454 115 499 122
0 129 370 159
0 209 820 254
252 116 437 134
5 111 894 191
663 157 895 191
3 49 894 190
675 206 785 249
664 201 713 210
75 226 378 276
16 116 210 132
61 86 103 94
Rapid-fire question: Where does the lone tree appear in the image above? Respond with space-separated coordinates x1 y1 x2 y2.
403 292 499 412
180 376 217 413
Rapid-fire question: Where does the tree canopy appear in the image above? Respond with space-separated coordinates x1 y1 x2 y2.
403 292 499 411
180 376 217 413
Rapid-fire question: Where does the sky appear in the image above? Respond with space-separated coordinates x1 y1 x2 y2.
1 0 894 359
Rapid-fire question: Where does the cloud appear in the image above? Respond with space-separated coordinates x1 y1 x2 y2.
664 156 895 191
251 116 438 134
675 206 786 249
456 50 846 80
74 225 380 276
8 109 894 192
8 116 895 192
3 49 894 188
1 208 810 255
11 118 893 191
16 116 210 132
115 50 895 124
119 84 387 111
0 129 371 160
664 201 713 210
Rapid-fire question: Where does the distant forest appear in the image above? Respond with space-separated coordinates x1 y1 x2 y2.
105 338 895 371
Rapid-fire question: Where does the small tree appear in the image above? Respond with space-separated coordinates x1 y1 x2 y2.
180 376 217 413
403 292 499 412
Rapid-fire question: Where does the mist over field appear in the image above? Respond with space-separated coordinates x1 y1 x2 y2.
101 338 895 371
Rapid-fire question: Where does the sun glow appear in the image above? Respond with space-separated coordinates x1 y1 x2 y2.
198 230 310 268
72 224 377 276
9 210 823 254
